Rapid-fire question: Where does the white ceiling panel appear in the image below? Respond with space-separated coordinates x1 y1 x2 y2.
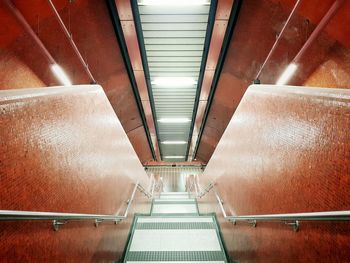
140 14 209 23
142 23 208 31
146 50 204 57
138 5 210 15
143 30 207 38
144 37 205 45
137 1 212 161
147 56 203 62
146 45 204 51
148 62 202 67
150 72 200 77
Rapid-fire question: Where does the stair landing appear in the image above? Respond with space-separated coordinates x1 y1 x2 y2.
123 192 227 262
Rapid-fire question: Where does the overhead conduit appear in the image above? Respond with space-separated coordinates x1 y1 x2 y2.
4 0 96 85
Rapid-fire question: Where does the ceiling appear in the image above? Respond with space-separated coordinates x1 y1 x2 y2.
1 0 350 165
135 1 213 162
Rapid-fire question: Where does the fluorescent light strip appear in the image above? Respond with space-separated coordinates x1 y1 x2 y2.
158 118 191 123
161 141 187 144
50 64 72 86
139 0 210 6
276 63 298 85
151 77 197 87
163 156 185 159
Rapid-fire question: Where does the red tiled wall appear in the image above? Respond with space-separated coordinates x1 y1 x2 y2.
198 84 350 262
0 0 154 163
0 85 151 262
196 0 350 163
0 48 45 89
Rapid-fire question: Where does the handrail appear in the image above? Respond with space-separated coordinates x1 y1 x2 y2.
187 178 350 232
197 182 214 198
215 190 350 231
137 183 152 198
0 182 153 231
186 176 211 198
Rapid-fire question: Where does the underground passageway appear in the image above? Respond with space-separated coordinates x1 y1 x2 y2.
0 0 349 262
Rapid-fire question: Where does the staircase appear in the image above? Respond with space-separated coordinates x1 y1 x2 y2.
123 192 228 262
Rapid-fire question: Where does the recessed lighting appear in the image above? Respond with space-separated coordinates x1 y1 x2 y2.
163 156 185 158
139 0 210 6
276 63 298 85
161 141 187 144
151 77 197 87
50 64 72 86
158 118 191 123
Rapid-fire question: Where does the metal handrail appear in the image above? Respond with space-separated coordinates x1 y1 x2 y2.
0 182 153 231
197 182 214 198
187 178 350 232
215 191 350 231
186 176 212 198
137 183 152 198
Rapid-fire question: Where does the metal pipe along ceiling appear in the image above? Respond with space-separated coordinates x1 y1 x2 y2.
5 0 96 85
4 0 56 65
257 0 344 81
255 0 303 80
47 0 96 84
292 0 345 63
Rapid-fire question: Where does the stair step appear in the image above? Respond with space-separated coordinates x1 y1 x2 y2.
123 192 227 263
159 194 190 199
137 216 214 223
125 251 226 262
151 203 198 215
154 199 196 203
159 195 190 200
161 192 188 195
129 229 223 251
135 222 217 230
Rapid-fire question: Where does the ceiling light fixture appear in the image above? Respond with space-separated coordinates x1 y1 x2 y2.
276 63 298 85
158 118 191 123
163 156 185 158
139 0 210 6
51 64 72 86
151 77 197 87
161 141 187 144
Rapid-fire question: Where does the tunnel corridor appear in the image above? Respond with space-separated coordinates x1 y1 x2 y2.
0 0 350 262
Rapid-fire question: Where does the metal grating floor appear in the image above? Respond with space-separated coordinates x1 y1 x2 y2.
124 192 227 262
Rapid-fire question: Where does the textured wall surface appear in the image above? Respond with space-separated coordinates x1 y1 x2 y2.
198 84 350 262
196 0 350 163
0 0 154 163
0 85 151 262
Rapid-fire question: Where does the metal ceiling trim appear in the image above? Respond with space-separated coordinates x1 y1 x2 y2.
131 0 163 160
132 0 215 161
185 0 218 160
106 0 156 160
192 0 243 160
